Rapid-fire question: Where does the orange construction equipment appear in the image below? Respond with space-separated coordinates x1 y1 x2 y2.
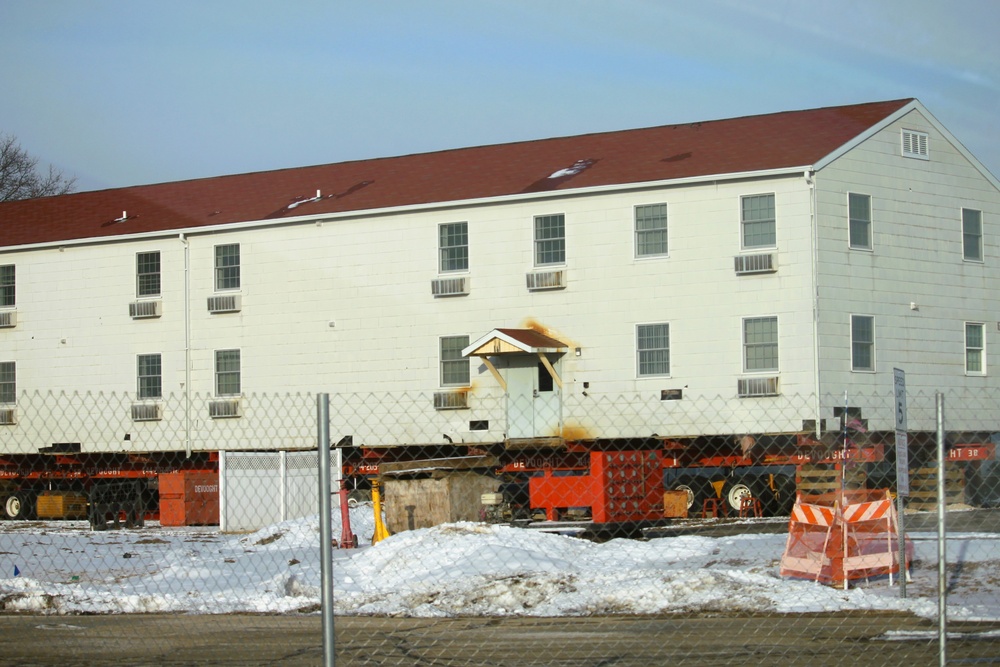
529 450 664 523
780 488 912 587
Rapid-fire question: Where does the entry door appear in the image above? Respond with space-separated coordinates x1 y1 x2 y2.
505 355 561 440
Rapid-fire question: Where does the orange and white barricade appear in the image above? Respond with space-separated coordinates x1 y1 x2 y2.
780 489 912 587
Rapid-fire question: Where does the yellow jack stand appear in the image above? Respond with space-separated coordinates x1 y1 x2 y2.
371 479 390 544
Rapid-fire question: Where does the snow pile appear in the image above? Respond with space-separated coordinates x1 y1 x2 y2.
1 509 998 619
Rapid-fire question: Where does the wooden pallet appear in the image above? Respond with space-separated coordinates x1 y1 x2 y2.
796 463 867 496
906 463 965 510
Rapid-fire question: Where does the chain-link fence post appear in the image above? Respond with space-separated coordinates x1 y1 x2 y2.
317 393 335 667
936 391 947 667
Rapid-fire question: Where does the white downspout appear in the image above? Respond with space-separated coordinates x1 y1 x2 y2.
806 170 822 437
180 233 192 457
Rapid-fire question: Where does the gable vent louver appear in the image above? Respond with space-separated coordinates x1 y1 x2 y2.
207 294 242 314
734 253 776 275
0 311 16 328
526 270 566 291
738 377 779 398
129 300 162 319
0 407 15 425
902 130 928 159
431 276 469 297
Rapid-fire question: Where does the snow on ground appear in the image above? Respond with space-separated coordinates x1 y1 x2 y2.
1 506 998 620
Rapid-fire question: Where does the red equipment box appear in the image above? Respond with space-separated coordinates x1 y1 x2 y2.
159 472 220 526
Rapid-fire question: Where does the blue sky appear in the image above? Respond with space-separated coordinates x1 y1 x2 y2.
1 1 997 192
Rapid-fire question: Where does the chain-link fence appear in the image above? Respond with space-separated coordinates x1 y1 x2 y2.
1 388 1000 665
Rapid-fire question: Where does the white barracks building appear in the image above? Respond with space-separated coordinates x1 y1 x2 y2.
1 99 999 458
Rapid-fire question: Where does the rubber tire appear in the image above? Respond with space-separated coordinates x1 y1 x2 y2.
672 476 716 512
721 478 754 515
4 491 36 520
770 474 796 516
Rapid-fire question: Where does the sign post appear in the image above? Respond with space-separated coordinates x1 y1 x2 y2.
893 368 909 596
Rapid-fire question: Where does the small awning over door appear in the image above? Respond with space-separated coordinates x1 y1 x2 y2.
462 328 568 392
462 328 568 357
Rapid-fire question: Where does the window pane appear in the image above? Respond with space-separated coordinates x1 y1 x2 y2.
215 349 241 395
137 354 162 399
215 244 241 290
534 215 565 265
849 193 872 249
136 252 161 297
851 316 875 371
440 336 470 386
966 323 984 373
0 361 14 403
439 222 469 272
635 204 668 257
744 317 778 371
637 323 670 376
0 265 14 307
963 209 983 261
741 195 775 248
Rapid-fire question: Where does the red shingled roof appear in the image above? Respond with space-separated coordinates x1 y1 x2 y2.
0 99 913 248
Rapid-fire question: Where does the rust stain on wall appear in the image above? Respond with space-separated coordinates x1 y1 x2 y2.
520 318 579 349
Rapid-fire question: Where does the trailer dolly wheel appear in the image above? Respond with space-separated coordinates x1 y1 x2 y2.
5 492 37 520
672 477 715 512
722 479 754 515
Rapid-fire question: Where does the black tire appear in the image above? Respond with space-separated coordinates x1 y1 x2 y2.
672 476 716 513
771 474 797 515
4 491 37 520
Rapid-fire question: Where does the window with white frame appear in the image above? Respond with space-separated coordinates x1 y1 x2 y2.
966 322 985 375
963 208 983 262
635 204 668 257
215 349 241 396
534 214 565 265
902 130 928 159
743 316 778 372
136 251 161 297
214 244 240 291
137 354 162 399
440 336 470 386
0 362 13 403
0 265 14 307
741 194 775 249
637 323 670 376
439 222 469 273
849 193 872 250
851 315 875 372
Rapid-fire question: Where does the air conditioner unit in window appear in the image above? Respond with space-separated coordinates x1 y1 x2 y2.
431 276 469 297
129 300 163 319
0 311 16 328
0 407 15 425
209 398 242 418
207 294 242 314
738 377 780 398
526 269 565 291
433 391 469 410
734 253 776 275
130 403 163 421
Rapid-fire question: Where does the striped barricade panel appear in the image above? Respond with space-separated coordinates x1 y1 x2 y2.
790 502 835 527
841 499 892 524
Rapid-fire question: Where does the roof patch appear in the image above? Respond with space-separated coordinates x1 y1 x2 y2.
547 159 597 180
523 158 600 194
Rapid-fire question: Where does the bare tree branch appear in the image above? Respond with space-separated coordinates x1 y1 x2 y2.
0 134 77 202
